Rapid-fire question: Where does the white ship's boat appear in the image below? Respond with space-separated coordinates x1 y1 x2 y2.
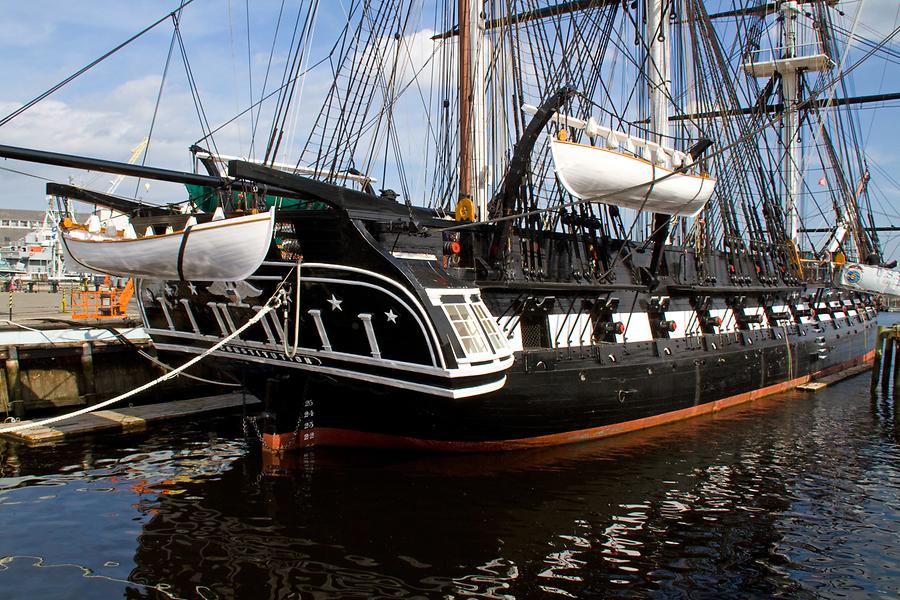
837 263 900 297
60 208 275 281
549 138 716 217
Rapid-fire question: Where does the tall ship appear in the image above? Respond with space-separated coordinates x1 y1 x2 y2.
0 0 895 451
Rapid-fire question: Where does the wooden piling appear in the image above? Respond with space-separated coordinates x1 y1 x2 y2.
80 342 96 403
893 339 900 397
0 324 227 419
4 346 22 418
870 326 900 395
882 331 895 390
871 326 885 394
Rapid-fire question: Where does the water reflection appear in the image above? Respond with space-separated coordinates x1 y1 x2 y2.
0 374 898 598
122 389 897 599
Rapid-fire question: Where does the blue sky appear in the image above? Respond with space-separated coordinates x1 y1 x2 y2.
0 0 897 252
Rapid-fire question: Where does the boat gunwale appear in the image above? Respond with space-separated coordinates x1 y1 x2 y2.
60 210 271 244
551 138 716 182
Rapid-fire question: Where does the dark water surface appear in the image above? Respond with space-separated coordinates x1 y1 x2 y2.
2 331 899 598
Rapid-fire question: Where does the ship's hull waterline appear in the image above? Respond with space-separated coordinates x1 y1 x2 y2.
261 347 874 452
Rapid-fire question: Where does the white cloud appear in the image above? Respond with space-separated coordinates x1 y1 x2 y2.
0 100 134 157
0 20 54 48
0 74 226 209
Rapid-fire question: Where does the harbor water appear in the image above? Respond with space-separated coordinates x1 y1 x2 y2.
0 318 898 599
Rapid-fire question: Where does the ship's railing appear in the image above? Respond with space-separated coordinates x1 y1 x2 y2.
798 259 835 284
746 43 827 64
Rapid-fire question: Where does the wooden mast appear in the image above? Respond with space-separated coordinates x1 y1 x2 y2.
742 1 833 247
458 0 473 203
457 0 487 220
647 0 671 145
647 0 672 273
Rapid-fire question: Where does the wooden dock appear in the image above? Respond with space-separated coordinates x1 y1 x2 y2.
0 392 260 446
797 363 873 392
1 322 228 419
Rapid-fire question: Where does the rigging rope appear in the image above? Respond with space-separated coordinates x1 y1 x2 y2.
250 0 287 159
133 4 185 200
0 0 197 129
174 18 222 160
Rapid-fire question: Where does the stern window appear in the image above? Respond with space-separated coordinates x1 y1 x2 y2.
444 304 490 356
471 302 508 352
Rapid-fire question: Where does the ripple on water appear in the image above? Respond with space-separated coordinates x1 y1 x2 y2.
0 371 898 598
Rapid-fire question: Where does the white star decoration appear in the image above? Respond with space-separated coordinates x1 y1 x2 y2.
385 309 398 323
187 282 198 295
327 294 343 311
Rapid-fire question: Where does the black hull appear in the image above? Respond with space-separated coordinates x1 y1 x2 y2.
135 209 878 453
234 317 874 451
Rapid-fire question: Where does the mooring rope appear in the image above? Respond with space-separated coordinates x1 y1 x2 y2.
134 346 242 387
0 291 285 435
94 325 243 388
3 318 242 388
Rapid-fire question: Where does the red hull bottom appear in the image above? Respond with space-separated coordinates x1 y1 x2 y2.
262 350 875 454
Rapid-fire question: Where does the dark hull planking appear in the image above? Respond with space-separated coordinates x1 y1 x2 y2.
249 315 875 451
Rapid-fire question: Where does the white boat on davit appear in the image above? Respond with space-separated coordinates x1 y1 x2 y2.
527 104 717 217
61 208 275 281
550 138 716 217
